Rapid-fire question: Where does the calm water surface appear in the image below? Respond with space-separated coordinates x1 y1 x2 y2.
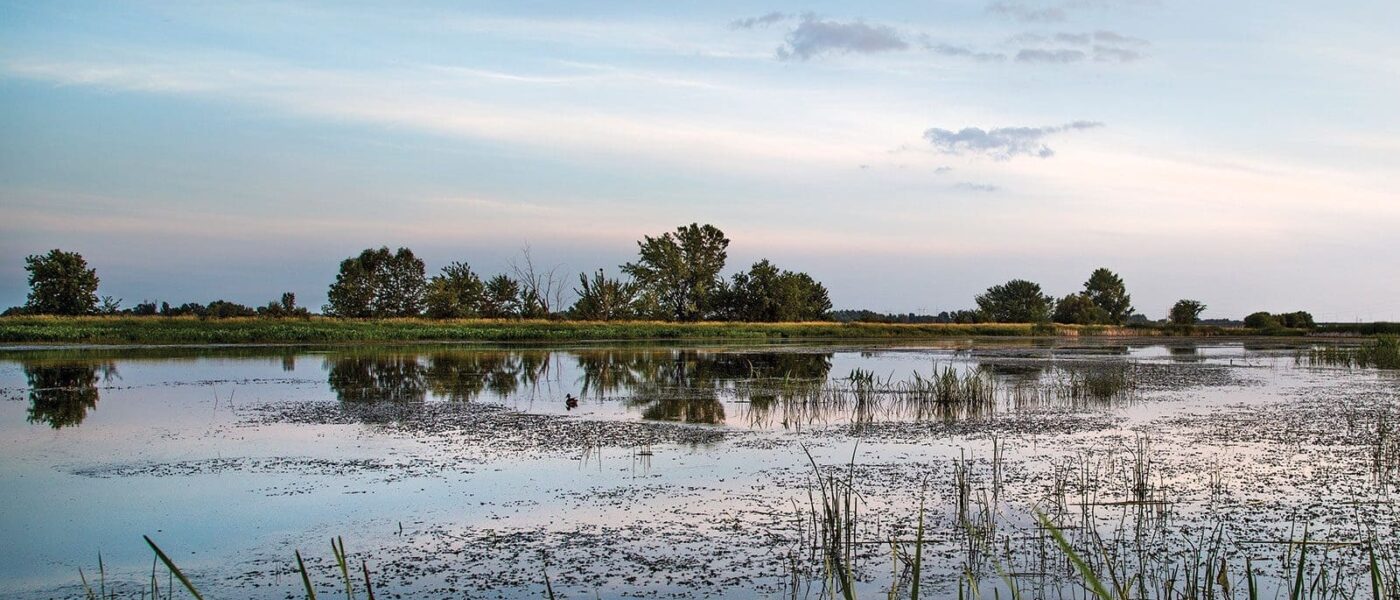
1 340 1395 598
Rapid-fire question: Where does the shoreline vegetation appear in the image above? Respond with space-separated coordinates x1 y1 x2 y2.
0 315 1359 346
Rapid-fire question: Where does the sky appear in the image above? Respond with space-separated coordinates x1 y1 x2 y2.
1 1 1398 320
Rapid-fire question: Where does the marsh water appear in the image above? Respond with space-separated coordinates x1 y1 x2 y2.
2 340 1397 598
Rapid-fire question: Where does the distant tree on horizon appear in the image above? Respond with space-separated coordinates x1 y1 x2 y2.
480 274 522 319
569 269 638 321
424 262 485 319
622 223 729 321
1052 292 1108 325
325 247 426 318
23 249 100 316
1083 268 1133 325
715 259 832 322
1169 299 1207 325
976 279 1053 323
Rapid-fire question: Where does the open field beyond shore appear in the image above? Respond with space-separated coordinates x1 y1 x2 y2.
0 315 1331 345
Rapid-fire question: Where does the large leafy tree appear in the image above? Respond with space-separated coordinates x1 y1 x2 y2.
479 275 521 319
424 262 484 319
719 260 832 322
24 249 100 315
622 223 729 321
976 279 1054 323
570 270 638 321
1083 268 1133 325
1168 299 1207 325
1052 293 1109 325
325 247 426 318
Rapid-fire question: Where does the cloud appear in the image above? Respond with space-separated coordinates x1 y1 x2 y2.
776 16 909 61
922 39 1007 62
1092 30 1148 46
987 1 1067 23
923 121 1103 159
957 182 1001 192
1016 48 1087 63
1093 45 1144 62
1009 31 1148 63
730 12 790 29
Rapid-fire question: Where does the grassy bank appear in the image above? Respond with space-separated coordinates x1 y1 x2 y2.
0 316 1181 345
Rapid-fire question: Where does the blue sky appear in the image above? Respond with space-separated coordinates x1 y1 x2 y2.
2 1 1398 319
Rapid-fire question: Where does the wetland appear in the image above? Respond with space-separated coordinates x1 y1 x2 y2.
1 339 1397 598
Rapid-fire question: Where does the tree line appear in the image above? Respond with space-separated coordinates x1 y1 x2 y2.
4 232 1317 329
322 223 832 322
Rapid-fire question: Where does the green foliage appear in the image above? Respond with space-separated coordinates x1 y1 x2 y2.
622 223 729 321
1083 267 1133 325
1169 299 1207 325
258 292 310 318
1243 311 1281 329
480 274 521 319
423 262 484 319
1278 310 1315 329
1053 293 1109 325
24 249 100 316
569 270 638 321
716 259 832 322
1243 310 1314 330
325 247 426 318
975 279 1053 323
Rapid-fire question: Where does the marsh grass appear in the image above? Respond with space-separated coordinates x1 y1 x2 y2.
1306 337 1400 370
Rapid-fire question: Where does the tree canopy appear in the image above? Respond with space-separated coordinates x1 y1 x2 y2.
1169 299 1207 325
24 249 100 316
622 223 729 321
424 262 484 319
1083 268 1133 325
976 279 1053 323
325 247 426 318
716 260 832 322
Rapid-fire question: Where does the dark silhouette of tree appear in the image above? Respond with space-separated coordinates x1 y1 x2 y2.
23 249 100 315
717 259 832 322
976 279 1053 323
480 275 521 318
1169 299 1207 325
622 223 729 321
258 292 310 318
1244 311 1281 329
424 262 484 319
1052 293 1108 325
325 355 427 403
23 361 115 428
325 247 426 318
570 270 638 320
1083 268 1133 324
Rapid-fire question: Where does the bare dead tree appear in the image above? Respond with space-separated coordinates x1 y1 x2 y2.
509 245 566 317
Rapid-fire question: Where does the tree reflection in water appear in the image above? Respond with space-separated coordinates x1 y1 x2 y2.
21 361 117 429
575 350 833 425
324 351 555 403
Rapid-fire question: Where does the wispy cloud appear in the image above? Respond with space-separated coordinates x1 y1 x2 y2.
987 1 1067 23
957 182 1001 192
730 12 790 29
1016 48 1086 63
775 16 909 61
923 121 1103 159
921 37 1008 62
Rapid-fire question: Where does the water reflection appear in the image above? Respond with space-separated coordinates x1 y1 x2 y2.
580 350 833 425
324 351 557 404
21 361 117 429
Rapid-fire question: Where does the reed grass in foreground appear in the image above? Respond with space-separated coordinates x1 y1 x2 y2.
0 315 1179 345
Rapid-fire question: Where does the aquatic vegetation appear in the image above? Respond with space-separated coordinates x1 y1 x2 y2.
1306 337 1400 369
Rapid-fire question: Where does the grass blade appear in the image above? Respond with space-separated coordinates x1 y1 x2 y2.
142 535 204 600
